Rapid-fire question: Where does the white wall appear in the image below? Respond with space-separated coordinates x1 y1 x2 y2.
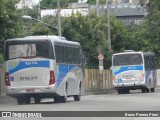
41 8 89 18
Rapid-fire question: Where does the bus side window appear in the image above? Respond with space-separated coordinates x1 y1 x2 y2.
55 45 61 63
144 56 149 70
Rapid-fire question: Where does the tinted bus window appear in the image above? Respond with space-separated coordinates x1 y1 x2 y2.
55 44 81 64
5 41 53 60
113 54 143 66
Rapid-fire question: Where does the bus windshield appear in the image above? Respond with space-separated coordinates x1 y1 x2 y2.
6 41 53 60
113 53 143 66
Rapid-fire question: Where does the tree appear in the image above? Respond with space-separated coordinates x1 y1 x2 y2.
62 12 129 69
138 0 160 66
40 0 77 9
22 15 58 36
0 0 22 61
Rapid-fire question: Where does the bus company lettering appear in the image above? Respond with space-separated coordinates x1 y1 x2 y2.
25 61 38 65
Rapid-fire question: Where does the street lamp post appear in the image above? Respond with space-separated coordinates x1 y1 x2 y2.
22 15 58 34
106 0 111 51
57 0 62 36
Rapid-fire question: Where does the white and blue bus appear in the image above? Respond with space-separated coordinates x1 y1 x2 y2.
111 50 157 94
4 35 85 104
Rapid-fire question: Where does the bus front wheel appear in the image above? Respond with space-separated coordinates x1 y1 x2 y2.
60 84 68 103
74 83 81 101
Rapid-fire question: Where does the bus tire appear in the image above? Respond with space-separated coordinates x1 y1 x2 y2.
54 96 61 103
117 89 122 94
145 88 150 93
60 84 67 103
17 96 24 105
74 83 81 101
141 88 145 93
150 88 155 92
74 95 80 101
125 89 130 94
24 96 31 104
34 96 41 104
60 96 67 103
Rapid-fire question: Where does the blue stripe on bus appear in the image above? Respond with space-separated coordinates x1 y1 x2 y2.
8 61 50 75
112 65 143 75
56 64 76 87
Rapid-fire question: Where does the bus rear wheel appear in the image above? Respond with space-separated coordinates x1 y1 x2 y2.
141 88 150 93
34 96 41 104
54 96 61 103
117 89 129 94
17 96 24 105
24 97 31 104
117 89 123 94
150 88 155 92
141 88 145 93
145 88 150 93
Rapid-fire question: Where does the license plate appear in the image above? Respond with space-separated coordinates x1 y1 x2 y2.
26 89 35 93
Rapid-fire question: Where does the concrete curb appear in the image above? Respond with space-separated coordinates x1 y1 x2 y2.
84 89 116 95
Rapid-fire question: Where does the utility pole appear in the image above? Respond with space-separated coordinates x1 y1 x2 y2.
96 0 99 17
38 1 41 20
57 0 62 36
106 0 111 51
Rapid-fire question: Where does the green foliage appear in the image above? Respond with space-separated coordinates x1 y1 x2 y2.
140 0 160 66
40 0 78 9
61 13 128 69
88 0 106 4
19 6 40 19
22 15 58 36
0 0 22 61
1 0 159 68
0 54 4 62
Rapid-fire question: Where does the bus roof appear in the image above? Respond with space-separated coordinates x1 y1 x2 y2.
5 35 81 47
113 51 155 56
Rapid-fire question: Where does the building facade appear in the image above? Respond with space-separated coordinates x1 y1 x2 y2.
16 0 41 9
112 0 149 4
98 3 147 26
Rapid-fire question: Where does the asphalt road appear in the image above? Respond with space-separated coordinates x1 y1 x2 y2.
1 88 160 120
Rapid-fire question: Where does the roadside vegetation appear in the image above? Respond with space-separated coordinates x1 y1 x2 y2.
0 0 159 68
